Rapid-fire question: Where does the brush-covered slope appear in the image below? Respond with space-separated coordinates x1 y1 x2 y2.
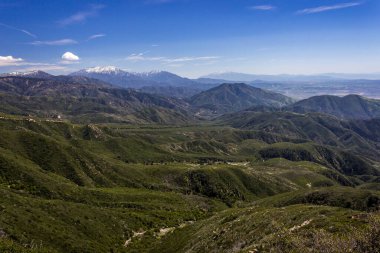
138 86 201 98
1 115 380 252
189 83 294 116
145 204 380 253
287 94 380 120
218 110 380 160
0 76 191 124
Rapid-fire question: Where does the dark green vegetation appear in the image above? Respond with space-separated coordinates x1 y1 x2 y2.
1 114 380 252
1 78 380 252
190 83 294 116
138 86 201 99
0 76 191 124
287 94 380 120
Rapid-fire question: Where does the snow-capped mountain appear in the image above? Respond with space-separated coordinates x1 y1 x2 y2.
70 66 149 88
77 66 126 75
1 70 53 79
70 67 200 88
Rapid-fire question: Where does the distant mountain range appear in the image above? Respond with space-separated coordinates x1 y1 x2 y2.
0 70 54 79
2 69 380 122
202 72 337 82
3 68 380 99
70 66 209 90
203 72 380 82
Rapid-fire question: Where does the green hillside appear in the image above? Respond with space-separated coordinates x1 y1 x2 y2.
287 94 380 120
189 83 294 117
0 113 380 252
0 77 192 124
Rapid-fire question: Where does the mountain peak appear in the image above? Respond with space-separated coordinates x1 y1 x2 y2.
190 83 294 116
1 70 53 78
82 66 125 74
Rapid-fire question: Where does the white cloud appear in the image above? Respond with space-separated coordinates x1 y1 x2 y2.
297 2 362 14
29 39 78 46
250 5 276 11
0 55 24 66
88 34 106 40
62 52 80 62
0 55 73 73
59 4 105 26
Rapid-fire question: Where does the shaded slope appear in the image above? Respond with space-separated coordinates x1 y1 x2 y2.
287 94 380 120
218 111 380 161
189 83 294 116
0 77 191 124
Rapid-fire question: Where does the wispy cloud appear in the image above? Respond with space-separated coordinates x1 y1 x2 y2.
13 65 68 73
29 39 78 46
0 55 24 66
297 2 362 14
58 4 105 26
87 33 106 40
126 53 164 61
0 22 37 38
165 56 220 63
249 5 276 11
126 53 219 63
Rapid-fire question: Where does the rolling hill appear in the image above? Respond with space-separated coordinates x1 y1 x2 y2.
1 70 380 253
0 115 379 252
0 76 192 124
287 95 380 119
189 83 295 116
218 110 380 161
138 86 202 98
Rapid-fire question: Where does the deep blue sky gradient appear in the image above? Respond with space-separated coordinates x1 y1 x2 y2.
0 0 379 77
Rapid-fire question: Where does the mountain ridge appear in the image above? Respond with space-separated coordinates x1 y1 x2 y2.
287 94 380 120
189 83 295 117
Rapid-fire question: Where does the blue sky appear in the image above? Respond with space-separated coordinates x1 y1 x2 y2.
0 0 379 77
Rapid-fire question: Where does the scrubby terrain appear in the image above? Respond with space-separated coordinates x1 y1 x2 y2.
0 78 380 252
0 112 380 252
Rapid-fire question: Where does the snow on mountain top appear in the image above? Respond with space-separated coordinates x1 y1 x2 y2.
8 70 41 76
1 70 52 77
84 66 124 74
134 70 164 76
